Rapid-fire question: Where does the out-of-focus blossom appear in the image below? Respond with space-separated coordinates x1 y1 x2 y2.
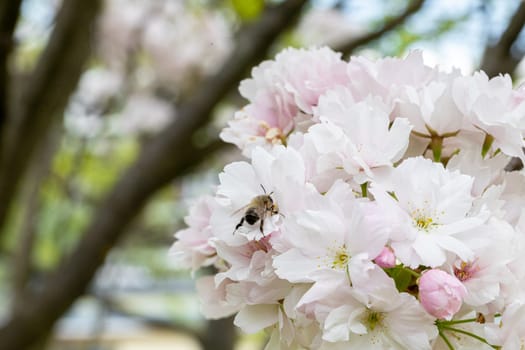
113 93 174 135
98 0 150 70
294 8 364 47
142 2 232 91
75 67 123 108
98 0 232 95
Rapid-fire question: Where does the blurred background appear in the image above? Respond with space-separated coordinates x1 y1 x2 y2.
0 0 525 349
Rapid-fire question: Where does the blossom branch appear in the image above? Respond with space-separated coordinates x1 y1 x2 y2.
0 1 306 348
335 0 425 56
480 1 525 77
0 0 102 243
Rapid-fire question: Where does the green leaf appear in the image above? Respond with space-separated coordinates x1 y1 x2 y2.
385 266 413 292
231 0 264 21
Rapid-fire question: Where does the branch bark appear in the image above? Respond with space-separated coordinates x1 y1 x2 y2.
11 119 61 310
0 0 22 144
0 1 306 348
335 0 425 56
0 0 23 190
480 1 525 77
0 0 102 244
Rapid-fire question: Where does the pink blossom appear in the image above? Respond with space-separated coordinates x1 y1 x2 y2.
346 50 437 107
221 47 350 154
418 269 467 320
169 196 217 273
374 247 396 268
171 47 525 349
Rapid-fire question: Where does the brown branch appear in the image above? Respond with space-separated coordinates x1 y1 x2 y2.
335 0 425 56
0 1 307 348
480 1 525 77
0 0 22 143
11 119 61 310
0 0 102 244
0 0 23 192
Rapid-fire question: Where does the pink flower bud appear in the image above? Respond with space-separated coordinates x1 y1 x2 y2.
374 246 396 268
418 269 467 320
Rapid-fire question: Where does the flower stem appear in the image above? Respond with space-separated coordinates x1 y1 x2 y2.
438 318 478 326
345 265 352 287
481 133 494 158
403 266 421 279
439 325 499 349
439 330 455 350
360 182 368 198
430 135 443 162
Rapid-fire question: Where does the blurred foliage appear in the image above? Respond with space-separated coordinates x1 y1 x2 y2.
34 136 140 269
230 0 264 21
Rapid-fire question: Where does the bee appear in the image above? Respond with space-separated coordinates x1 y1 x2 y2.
233 185 280 235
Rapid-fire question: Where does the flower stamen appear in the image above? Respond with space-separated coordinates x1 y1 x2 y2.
453 260 478 282
331 245 350 269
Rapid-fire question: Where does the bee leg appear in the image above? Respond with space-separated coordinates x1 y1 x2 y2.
259 218 265 236
234 218 244 234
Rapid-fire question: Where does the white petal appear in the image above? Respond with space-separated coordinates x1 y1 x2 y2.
273 248 318 283
234 304 279 334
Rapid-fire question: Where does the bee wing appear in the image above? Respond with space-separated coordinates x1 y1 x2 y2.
231 203 250 216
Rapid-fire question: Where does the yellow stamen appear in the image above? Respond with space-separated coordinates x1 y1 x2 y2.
332 245 350 269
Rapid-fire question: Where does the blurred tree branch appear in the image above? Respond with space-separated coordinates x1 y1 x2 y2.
335 0 425 56
0 0 307 348
11 119 61 311
0 0 102 244
0 0 23 163
480 1 525 77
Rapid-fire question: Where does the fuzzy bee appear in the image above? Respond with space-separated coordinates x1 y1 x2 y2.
233 185 280 235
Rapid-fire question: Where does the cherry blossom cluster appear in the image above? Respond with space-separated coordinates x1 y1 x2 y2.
170 47 525 350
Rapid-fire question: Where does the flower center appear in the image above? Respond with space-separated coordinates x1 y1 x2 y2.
414 216 434 230
244 235 272 257
365 310 385 331
453 260 478 281
331 245 350 269
259 121 286 145
409 205 440 232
